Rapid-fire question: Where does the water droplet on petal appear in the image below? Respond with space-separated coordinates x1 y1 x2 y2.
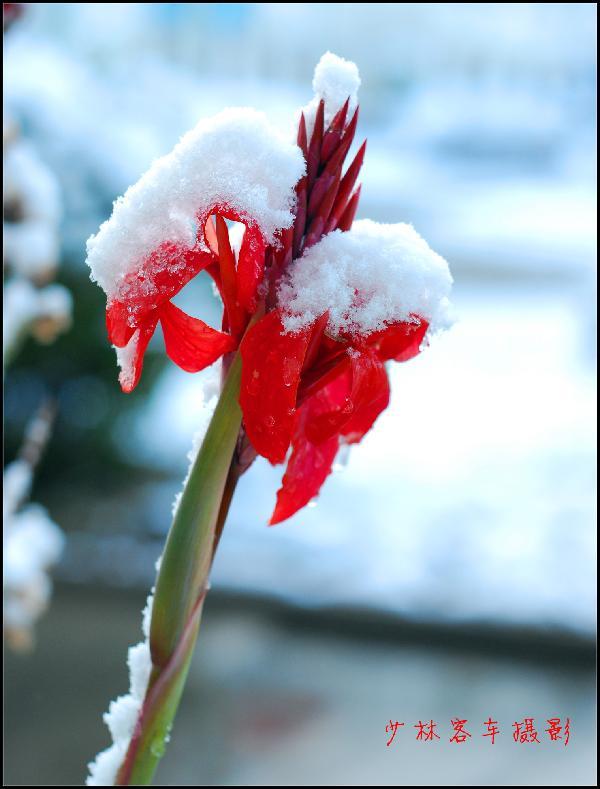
282 357 300 387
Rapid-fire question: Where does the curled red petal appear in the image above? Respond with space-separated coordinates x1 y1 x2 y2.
159 301 235 373
204 216 219 255
113 242 215 337
117 315 159 393
340 361 390 444
366 318 429 362
239 310 311 464
106 300 136 347
302 362 352 444
269 431 339 525
304 349 389 445
215 214 244 338
199 204 267 316
237 222 267 314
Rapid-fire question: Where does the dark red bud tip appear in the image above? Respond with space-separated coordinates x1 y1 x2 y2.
297 113 308 159
336 185 361 232
307 99 325 187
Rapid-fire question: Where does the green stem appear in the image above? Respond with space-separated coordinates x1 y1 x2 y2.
115 351 243 785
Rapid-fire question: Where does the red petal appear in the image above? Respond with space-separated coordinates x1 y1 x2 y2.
239 311 311 464
204 216 219 255
159 301 235 373
269 430 339 525
106 300 136 347
117 316 159 393
215 214 244 338
305 349 389 445
200 204 267 316
340 359 390 444
237 222 267 314
366 318 429 362
110 242 215 342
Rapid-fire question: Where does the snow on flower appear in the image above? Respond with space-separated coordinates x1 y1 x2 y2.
88 50 453 524
304 51 361 131
86 107 305 392
278 219 453 338
86 108 305 298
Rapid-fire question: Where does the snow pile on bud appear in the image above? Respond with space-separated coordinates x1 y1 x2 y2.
313 51 360 121
302 51 361 131
279 219 453 338
86 108 306 301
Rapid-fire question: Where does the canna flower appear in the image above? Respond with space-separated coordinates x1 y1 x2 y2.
86 52 452 524
86 53 453 788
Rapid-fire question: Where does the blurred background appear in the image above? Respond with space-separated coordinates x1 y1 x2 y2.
3 3 596 785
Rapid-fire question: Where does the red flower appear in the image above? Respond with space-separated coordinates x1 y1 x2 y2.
107 97 364 399
240 309 428 523
100 69 438 523
236 97 431 523
108 205 265 392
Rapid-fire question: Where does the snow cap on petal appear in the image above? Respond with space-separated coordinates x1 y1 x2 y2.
278 219 453 342
86 108 306 302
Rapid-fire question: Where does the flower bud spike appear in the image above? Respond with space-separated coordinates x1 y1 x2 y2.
306 141 346 220
336 185 361 232
304 170 341 248
306 99 324 188
292 177 308 259
326 140 366 233
297 113 308 160
321 97 350 163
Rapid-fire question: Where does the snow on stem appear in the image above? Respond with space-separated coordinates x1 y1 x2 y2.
88 351 243 785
